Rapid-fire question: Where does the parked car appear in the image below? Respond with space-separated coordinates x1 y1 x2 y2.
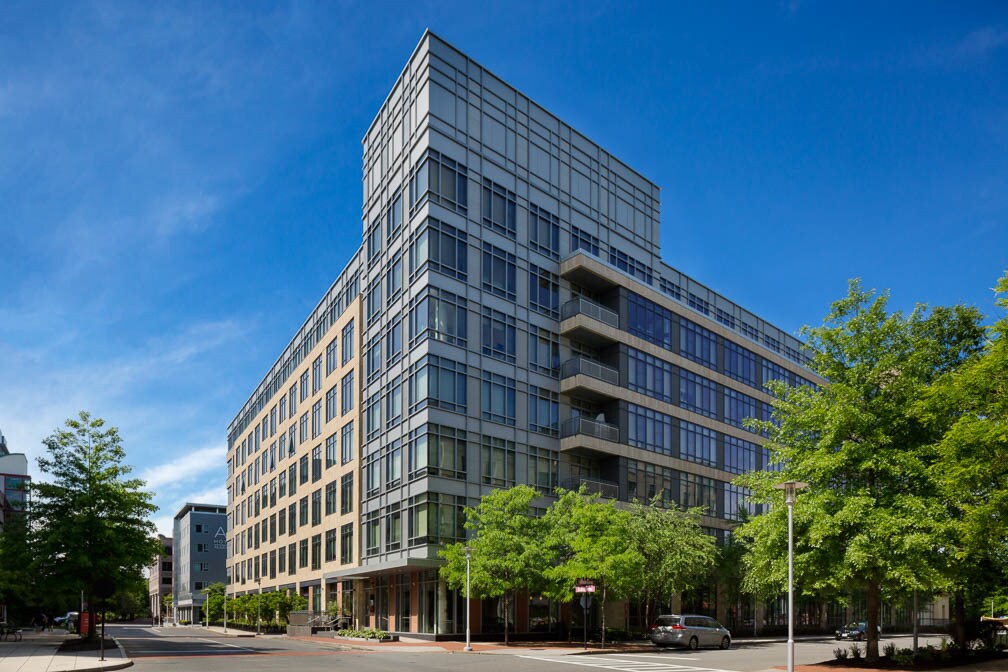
650 614 731 650
835 621 880 641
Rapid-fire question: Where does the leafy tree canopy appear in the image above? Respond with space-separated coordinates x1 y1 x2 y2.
31 411 161 635
735 279 984 660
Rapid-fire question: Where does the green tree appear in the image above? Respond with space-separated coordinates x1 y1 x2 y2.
202 582 226 622
542 487 642 648
626 497 717 632
31 412 161 638
920 271 1008 647
0 512 35 622
736 280 983 662
161 592 172 618
439 485 545 645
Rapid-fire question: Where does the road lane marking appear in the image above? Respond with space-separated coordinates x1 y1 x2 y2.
518 654 742 672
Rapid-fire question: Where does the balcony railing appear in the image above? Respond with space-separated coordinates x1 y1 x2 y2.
560 416 619 443
561 357 619 386
560 476 619 499
561 296 619 329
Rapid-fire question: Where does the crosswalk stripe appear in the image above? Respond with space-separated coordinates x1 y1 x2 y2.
518 654 743 672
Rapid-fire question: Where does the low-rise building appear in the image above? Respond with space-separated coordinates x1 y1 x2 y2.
172 503 227 623
147 534 173 624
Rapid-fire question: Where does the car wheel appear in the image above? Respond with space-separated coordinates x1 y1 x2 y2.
688 637 699 650
720 636 731 650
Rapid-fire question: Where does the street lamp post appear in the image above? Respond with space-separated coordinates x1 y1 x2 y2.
464 546 473 652
256 578 262 636
774 481 808 672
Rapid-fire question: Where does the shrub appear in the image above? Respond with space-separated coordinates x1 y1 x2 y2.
336 627 390 640
893 648 915 666
883 642 897 658
849 643 862 660
834 647 848 660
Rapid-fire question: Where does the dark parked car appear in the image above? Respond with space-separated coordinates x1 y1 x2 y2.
650 614 731 650
835 621 880 641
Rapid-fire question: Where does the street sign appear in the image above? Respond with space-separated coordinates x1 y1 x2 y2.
574 579 596 593
579 594 592 610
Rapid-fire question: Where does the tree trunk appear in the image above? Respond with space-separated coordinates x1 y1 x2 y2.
953 590 967 653
866 580 880 662
600 585 607 649
503 592 510 646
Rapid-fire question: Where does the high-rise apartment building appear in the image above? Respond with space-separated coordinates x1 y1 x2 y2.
172 503 227 623
226 31 821 637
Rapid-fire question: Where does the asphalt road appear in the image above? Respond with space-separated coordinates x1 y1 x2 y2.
110 625 953 672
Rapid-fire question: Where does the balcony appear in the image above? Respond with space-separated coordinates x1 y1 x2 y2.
560 476 620 500
560 356 620 402
560 417 622 456
560 250 621 293
560 416 619 443
560 297 620 347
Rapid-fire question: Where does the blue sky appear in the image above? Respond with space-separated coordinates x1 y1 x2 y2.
1 1 1005 534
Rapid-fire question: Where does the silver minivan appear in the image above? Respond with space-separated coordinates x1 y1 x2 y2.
650 614 732 650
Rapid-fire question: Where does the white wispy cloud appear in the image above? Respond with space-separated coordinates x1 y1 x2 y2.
140 445 226 492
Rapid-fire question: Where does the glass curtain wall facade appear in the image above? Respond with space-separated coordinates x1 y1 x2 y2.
225 31 823 637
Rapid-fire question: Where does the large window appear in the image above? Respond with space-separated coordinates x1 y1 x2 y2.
365 511 379 557
481 435 515 487
340 472 353 514
311 488 322 526
407 492 465 546
325 480 338 515
724 435 758 475
528 203 559 259
365 393 381 442
341 371 354 414
366 279 382 325
385 379 402 428
407 424 466 480
325 528 338 562
529 327 560 376
680 370 718 419
627 459 674 506
681 319 718 370
628 292 673 350
312 356 323 394
365 335 382 382
326 338 338 375
680 472 718 514
680 421 717 467
385 440 402 489
408 354 467 414
609 247 653 285
571 226 600 256
311 444 322 482
724 484 754 521
481 371 516 425
481 242 516 301
527 446 558 493
627 403 674 456
724 340 758 388
409 286 467 347
385 504 402 552
326 386 338 422
410 218 467 281
481 307 516 363
627 348 675 403
365 452 380 498
409 149 468 214
724 387 759 432
341 320 355 364
341 421 354 464
482 178 517 238
528 386 558 436
529 265 559 318
340 523 353 564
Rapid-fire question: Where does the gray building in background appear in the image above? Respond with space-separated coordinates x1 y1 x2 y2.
147 534 172 624
172 503 227 623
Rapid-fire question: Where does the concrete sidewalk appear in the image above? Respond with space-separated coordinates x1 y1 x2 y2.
0 629 131 672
